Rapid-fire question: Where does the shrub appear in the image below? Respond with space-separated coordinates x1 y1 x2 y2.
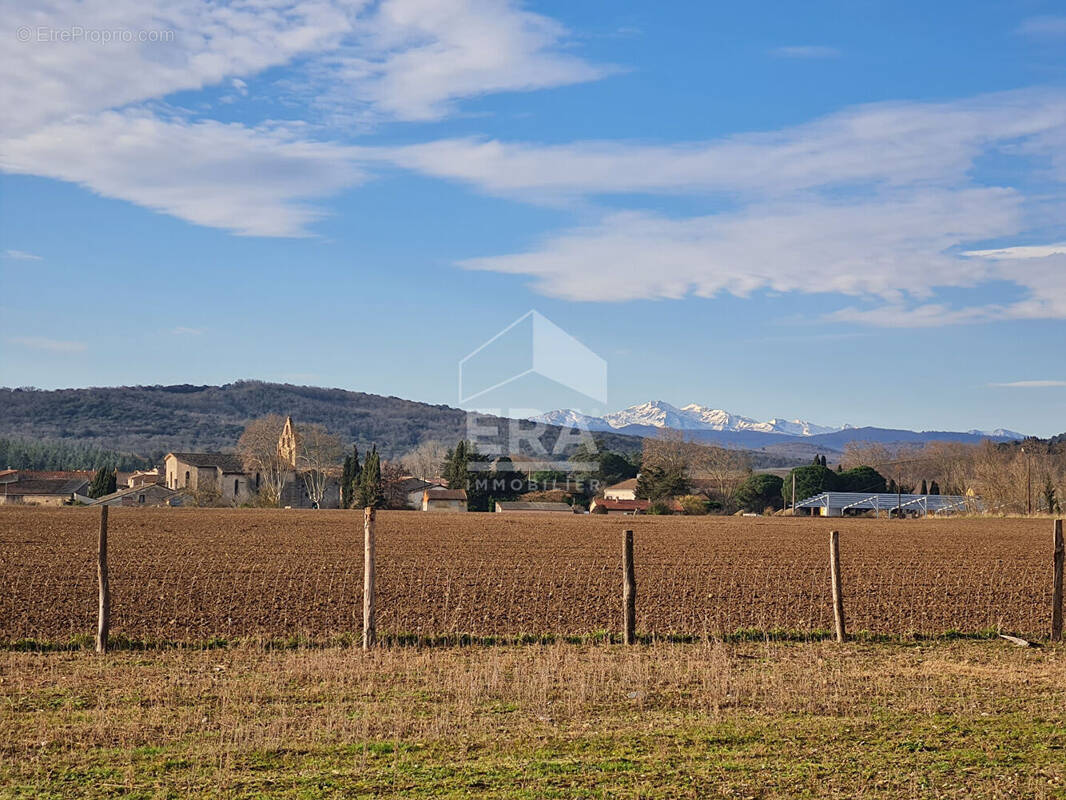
677 494 711 515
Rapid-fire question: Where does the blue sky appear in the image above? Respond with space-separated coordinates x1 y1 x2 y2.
2 0 1066 435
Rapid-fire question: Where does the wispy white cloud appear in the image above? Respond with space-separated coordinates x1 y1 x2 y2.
964 243 1066 259
8 336 87 353
0 112 367 236
303 0 612 124
2 249 42 261
383 91 1066 199
0 0 606 235
1016 15 1066 37
770 45 841 59
0 0 355 139
427 90 1066 324
990 380 1066 388
461 190 1020 302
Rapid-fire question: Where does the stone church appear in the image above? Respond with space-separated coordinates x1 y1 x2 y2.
164 416 341 507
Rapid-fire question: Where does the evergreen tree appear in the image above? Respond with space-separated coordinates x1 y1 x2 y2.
735 473 785 512
440 439 493 510
87 466 116 498
1043 477 1060 514
929 480 940 495
887 478 898 494
820 455 827 467
920 479 928 495
357 446 383 508
635 464 689 501
443 440 469 490
340 445 361 509
488 456 525 502
341 453 352 508
812 455 821 466
837 466 887 493
783 464 838 506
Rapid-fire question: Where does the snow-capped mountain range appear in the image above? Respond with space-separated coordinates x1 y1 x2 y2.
532 401 1023 440
532 401 842 436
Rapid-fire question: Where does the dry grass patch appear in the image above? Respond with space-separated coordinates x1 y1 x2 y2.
2 640 1065 798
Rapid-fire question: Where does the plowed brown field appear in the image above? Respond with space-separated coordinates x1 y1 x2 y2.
0 508 1055 643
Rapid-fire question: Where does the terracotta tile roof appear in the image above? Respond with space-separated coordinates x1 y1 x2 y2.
166 452 246 473
15 470 94 481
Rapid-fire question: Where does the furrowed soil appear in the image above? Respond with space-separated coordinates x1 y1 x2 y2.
0 509 1053 644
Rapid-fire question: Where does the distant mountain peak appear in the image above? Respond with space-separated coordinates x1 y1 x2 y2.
531 401 842 436
530 401 1023 443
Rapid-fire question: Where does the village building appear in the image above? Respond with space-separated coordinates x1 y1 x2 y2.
0 474 91 506
603 478 638 500
422 488 467 512
495 500 576 514
164 452 257 504
590 497 650 515
126 469 162 488
395 477 445 509
90 483 186 507
163 417 341 508
589 497 683 515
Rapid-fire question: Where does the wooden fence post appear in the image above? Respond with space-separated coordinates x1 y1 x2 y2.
96 505 110 654
829 530 846 643
1053 519 1063 643
363 506 376 650
622 529 636 645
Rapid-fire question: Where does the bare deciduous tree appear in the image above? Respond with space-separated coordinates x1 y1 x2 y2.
381 460 411 509
401 439 448 480
237 414 289 506
298 423 342 508
639 431 751 510
691 444 751 511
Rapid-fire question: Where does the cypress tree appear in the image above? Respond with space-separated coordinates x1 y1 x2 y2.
357 445 382 508
341 445 361 509
341 454 352 508
88 466 115 499
929 480 940 495
920 479 928 495
444 440 469 490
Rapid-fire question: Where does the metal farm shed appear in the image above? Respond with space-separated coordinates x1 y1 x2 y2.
795 491 980 517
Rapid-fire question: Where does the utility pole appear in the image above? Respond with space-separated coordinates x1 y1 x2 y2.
1026 448 1032 516
791 471 796 515
896 469 901 519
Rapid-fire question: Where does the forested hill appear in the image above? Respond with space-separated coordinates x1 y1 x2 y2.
0 381 642 463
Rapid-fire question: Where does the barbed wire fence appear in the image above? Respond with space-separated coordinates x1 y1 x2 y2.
0 510 1062 648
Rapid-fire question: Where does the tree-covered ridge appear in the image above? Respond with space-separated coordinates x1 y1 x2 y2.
0 381 643 463
0 436 152 472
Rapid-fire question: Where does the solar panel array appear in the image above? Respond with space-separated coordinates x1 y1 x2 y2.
795 491 979 515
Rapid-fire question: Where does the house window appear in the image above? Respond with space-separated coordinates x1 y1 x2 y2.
138 494 145 504
185 470 190 486
234 479 240 496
